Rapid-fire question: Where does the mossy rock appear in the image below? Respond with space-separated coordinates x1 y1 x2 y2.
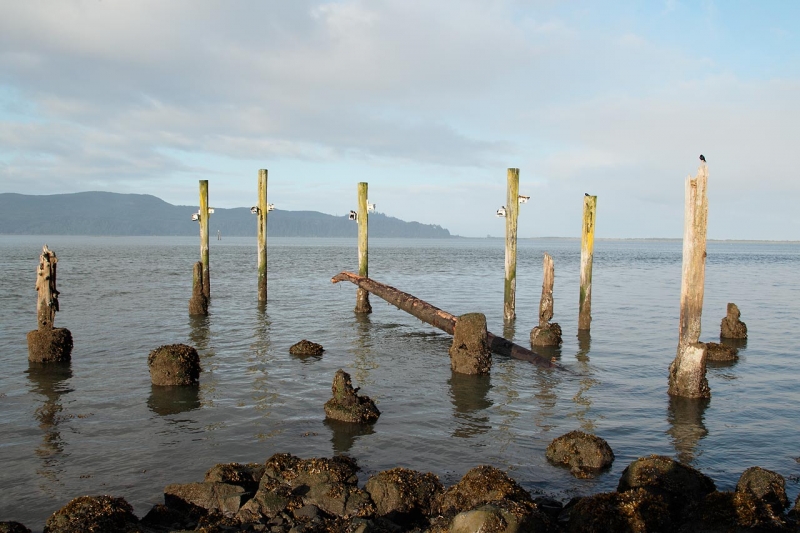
147 344 201 386
289 339 324 356
27 328 72 363
43 495 140 533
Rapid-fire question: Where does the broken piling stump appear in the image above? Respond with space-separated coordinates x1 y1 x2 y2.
449 313 492 375
530 253 562 347
27 245 72 363
668 159 710 399
331 271 560 369
720 303 747 339
324 369 380 423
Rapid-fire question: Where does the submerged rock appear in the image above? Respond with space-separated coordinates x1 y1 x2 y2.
43 495 140 533
26 328 72 363
545 430 614 478
147 343 201 386
705 341 738 362
289 339 324 356
449 313 492 375
324 369 380 424
720 302 748 339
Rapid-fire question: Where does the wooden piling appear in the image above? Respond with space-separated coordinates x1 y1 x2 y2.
530 252 562 346
578 195 597 331
199 180 210 299
28 245 72 362
257 169 268 303
355 182 372 314
189 261 208 315
668 161 710 398
504 168 520 321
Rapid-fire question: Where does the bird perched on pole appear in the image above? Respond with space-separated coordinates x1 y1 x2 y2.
699 154 706 162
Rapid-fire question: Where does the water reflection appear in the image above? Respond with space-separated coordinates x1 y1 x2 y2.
26 362 73 492
448 371 492 438
147 385 201 416
324 418 375 454
666 396 710 464
188 314 212 352
352 313 377 385
189 314 216 408
572 331 599 432
249 308 281 440
720 337 747 351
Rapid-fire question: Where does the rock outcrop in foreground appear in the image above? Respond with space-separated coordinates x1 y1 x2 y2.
12 452 800 532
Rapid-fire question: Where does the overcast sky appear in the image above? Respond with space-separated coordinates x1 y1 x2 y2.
1 1 797 238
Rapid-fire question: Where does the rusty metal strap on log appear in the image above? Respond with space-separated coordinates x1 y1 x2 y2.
332 271 562 370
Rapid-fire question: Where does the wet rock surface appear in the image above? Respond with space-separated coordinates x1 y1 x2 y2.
324 369 380 423
705 341 738 362
530 322 563 347
43 495 140 533
147 343 201 386
289 339 324 356
14 453 800 532
545 430 614 478
720 302 748 339
26 327 73 363
735 466 789 514
449 313 492 375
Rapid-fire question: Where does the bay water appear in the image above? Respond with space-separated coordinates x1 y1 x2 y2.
1 236 799 529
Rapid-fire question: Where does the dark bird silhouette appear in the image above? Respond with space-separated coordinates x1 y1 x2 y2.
585 193 589 196
699 154 706 162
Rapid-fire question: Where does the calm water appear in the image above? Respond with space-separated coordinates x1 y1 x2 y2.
1 236 799 530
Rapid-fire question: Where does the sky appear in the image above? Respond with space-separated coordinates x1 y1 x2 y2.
0 1 798 239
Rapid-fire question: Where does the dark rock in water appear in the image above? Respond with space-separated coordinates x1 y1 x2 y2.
289 339 324 356
449 313 492 375
147 344 201 386
324 369 380 423
0 522 31 533
735 466 789 514
27 328 72 363
617 455 715 518
365 467 444 521
530 322 563 347
564 488 671 533
683 490 787 532
545 430 614 478
43 495 140 533
204 462 266 494
164 481 248 518
705 341 738 362
436 465 534 516
720 302 747 339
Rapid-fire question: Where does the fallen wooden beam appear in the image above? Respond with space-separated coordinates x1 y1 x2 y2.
331 271 561 369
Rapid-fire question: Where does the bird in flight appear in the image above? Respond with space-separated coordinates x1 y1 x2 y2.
699 154 706 162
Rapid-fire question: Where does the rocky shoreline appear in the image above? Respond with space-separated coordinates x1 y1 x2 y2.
3 448 799 533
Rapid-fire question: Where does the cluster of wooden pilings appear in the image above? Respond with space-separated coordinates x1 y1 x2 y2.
25 158 731 403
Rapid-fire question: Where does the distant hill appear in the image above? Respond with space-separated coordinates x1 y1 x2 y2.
0 191 452 238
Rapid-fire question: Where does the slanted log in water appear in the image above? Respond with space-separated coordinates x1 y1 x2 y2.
331 271 559 369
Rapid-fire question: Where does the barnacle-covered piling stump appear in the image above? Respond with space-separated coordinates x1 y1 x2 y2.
324 369 380 423
27 245 72 363
720 302 747 339
449 313 492 375
148 344 201 386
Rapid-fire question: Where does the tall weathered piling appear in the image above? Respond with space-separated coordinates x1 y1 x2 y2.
530 252 562 347
504 168 520 321
199 180 210 299
579 194 597 331
257 169 268 303
27 245 73 362
355 182 372 314
668 160 710 398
